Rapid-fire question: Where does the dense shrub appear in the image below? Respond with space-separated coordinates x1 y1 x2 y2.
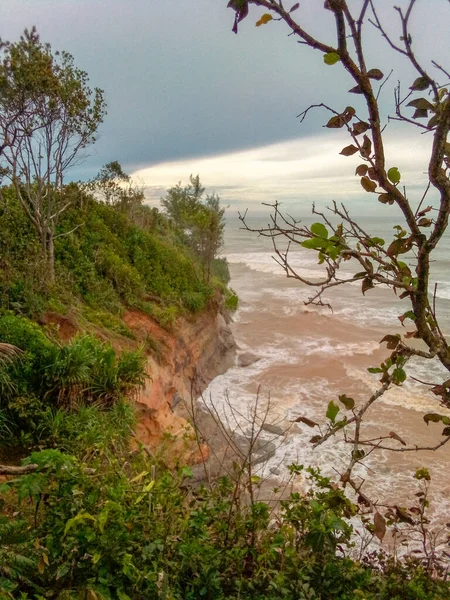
0 452 448 600
0 314 146 445
0 187 232 329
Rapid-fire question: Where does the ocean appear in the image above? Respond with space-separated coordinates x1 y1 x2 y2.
203 208 450 534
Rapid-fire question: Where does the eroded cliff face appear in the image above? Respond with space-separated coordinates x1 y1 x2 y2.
123 302 236 462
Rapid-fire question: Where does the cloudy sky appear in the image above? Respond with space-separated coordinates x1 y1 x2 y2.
2 0 449 212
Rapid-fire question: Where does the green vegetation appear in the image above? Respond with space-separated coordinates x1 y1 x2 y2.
1 442 449 599
162 175 226 283
0 21 446 600
0 313 145 447
0 27 106 282
0 183 226 329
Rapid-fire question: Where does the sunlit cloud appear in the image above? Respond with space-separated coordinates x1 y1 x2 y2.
133 129 432 211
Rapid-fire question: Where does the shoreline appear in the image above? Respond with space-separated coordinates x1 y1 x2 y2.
199 260 450 526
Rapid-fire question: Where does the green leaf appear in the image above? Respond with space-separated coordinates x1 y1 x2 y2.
338 394 355 410
326 244 340 260
414 468 431 481
392 368 406 385
310 222 329 239
64 512 96 537
326 400 339 422
387 167 401 184
423 413 443 425
143 480 156 492
301 237 326 250
56 563 70 580
130 470 149 483
370 237 385 246
367 367 383 374
324 52 340 65
398 310 416 325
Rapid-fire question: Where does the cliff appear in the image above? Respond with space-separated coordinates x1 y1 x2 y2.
123 300 236 462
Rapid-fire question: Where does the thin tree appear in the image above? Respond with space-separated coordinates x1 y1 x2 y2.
162 176 225 282
226 0 450 527
0 28 106 282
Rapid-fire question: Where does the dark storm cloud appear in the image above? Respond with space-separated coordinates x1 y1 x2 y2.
1 0 449 182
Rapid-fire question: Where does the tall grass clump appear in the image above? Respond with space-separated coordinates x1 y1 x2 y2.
0 314 147 447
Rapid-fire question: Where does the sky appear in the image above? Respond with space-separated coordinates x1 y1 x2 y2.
1 0 449 213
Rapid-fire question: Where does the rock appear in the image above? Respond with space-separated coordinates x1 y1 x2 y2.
251 449 276 467
232 433 277 457
261 423 285 436
237 351 261 368
222 310 233 325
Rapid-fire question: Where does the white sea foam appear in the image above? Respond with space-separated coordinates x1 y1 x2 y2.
274 333 379 357
226 251 326 280
333 304 402 327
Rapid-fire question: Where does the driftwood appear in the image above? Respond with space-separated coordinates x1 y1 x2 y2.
0 463 39 475
0 464 96 475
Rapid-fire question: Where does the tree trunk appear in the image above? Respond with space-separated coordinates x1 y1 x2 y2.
48 230 55 283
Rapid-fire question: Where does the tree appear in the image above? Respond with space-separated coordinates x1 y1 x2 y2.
94 160 132 205
0 27 106 282
93 160 146 213
162 175 225 282
226 1 450 511
161 174 205 229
